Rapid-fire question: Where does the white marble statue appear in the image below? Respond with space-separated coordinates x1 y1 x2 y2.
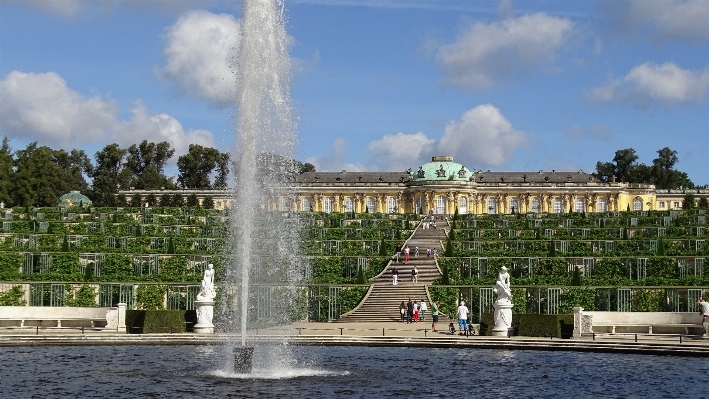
196 263 216 300
492 266 514 336
493 266 512 303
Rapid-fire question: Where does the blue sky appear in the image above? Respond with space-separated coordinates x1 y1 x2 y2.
1 0 708 185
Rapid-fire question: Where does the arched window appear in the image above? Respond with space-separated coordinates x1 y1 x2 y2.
366 197 376 213
597 197 607 213
553 197 563 213
388 197 397 214
487 197 497 215
633 198 643 211
531 197 541 213
459 196 468 215
416 196 423 214
302 197 311 212
575 197 585 213
436 195 447 214
509 197 519 214
345 197 353 213
323 197 333 214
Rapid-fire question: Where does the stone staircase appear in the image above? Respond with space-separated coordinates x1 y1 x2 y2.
334 216 451 323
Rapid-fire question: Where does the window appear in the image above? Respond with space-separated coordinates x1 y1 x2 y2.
302 197 311 212
345 197 353 213
280 197 290 211
509 197 519 214
387 197 397 214
553 197 562 213
633 198 642 211
659 201 665 208
597 197 607 213
416 196 423 214
459 196 468 215
531 197 541 213
487 197 496 215
366 197 376 213
323 197 333 214
673 201 680 208
436 195 447 214
575 197 585 213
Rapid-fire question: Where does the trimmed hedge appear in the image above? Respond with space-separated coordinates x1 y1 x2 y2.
125 310 197 334
480 313 573 338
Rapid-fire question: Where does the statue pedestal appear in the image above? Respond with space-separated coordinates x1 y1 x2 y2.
194 299 215 334
492 300 513 337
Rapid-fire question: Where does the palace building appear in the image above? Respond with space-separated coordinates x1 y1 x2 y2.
120 156 707 214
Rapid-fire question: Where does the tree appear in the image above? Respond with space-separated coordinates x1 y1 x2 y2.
89 144 129 207
54 148 93 194
12 142 80 207
612 148 640 183
0 137 14 206
177 144 230 189
651 147 694 189
682 192 696 210
202 195 214 209
699 197 709 209
300 162 316 173
186 193 199 207
124 140 175 189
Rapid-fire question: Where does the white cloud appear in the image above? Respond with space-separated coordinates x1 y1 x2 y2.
0 70 215 159
0 71 117 148
602 0 709 42
438 104 526 166
367 132 436 171
590 62 709 105
434 13 574 90
311 105 525 172
113 102 215 158
158 10 240 105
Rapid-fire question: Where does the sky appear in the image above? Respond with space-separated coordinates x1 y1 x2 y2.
1 0 708 185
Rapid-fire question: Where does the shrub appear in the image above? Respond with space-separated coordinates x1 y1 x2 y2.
125 310 193 333
480 313 573 338
136 284 166 310
0 286 26 306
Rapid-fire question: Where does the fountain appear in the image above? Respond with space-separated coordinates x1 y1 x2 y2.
221 0 301 374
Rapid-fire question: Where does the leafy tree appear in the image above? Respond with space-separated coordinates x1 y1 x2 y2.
12 142 79 206
682 192 696 210
202 195 214 209
651 147 694 189
299 162 316 173
699 197 709 209
88 143 129 206
0 137 13 206
177 144 230 189
125 140 175 189
186 193 199 207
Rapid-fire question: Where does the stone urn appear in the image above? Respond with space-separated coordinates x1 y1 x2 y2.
492 299 513 336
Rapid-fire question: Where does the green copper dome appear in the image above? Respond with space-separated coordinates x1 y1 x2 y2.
58 191 92 207
412 156 472 182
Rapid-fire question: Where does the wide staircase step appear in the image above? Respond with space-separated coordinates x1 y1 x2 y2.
334 216 452 323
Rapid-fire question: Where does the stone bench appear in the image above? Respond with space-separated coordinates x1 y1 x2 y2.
573 307 705 337
0 305 126 331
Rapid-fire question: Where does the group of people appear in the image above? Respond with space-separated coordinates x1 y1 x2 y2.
391 266 418 285
400 299 442 331
422 214 438 229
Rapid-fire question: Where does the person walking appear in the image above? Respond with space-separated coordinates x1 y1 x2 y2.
392 266 399 285
413 301 419 322
431 300 441 332
406 298 414 324
426 247 432 257
457 300 469 335
399 301 406 323
414 246 419 257
699 297 709 336
395 244 402 263
412 266 419 284
404 245 410 264
420 300 427 321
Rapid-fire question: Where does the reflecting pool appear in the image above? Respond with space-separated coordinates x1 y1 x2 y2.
0 345 703 398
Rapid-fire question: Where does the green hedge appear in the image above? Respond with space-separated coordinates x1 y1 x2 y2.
480 313 573 338
125 310 196 334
